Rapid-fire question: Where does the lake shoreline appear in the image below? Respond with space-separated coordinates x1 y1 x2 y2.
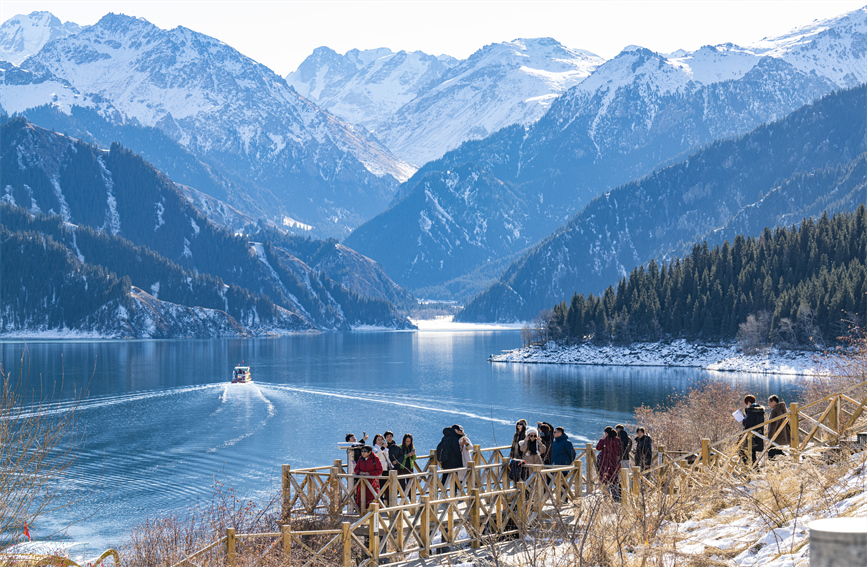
489 339 827 376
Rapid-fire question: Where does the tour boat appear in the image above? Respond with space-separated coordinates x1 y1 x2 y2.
231 365 252 383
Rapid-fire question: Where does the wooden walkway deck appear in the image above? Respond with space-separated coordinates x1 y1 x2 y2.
170 379 867 567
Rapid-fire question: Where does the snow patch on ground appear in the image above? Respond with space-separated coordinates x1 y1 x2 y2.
490 340 825 376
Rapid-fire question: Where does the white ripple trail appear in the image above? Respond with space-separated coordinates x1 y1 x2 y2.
259 383 514 426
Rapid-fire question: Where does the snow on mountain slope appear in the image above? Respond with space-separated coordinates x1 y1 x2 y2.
289 38 604 166
0 12 82 66
2 13 414 236
751 6 867 86
287 47 457 133
379 38 604 165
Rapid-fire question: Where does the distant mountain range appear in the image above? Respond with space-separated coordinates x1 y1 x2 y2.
0 118 414 337
456 85 867 322
0 12 413 238
345 7 867 297
288 39 604 165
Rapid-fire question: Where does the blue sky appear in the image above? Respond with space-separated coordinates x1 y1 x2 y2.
2 0 865 75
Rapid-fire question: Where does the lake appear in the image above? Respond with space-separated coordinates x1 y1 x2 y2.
1 329 800 548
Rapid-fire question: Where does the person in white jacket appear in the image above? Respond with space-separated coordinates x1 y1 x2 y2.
371 434 392 505
458 432 473 482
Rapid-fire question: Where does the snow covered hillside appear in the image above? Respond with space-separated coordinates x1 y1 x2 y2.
0 11 82 65
346 6 867 297
0 12 414 237
288 39 604 165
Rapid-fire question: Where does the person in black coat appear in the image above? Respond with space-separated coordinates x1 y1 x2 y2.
615 424 632 470
436 424 465 486
739 395 766 465
634 427 653 470
537 421 554 464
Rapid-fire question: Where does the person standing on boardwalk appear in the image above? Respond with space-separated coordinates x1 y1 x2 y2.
634 427 653 471
510 419 528 459
354 446 382 511
458 429 474 482
739 395 766 465
597 427 622 501
372 433 391 505
616 424 632 471
766 395 791 459
537 422 554 464
549 427 576 466
437 424 464 487
519 427 547 466
395 433 416 489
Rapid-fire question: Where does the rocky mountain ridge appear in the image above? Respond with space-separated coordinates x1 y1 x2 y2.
345 6 867 296
0 12 414 237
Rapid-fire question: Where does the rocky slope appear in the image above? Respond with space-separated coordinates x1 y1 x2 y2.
0 12 414 237
0 11 82 65
456 85 867 322
288 39 603 166
346 6 867 294
0 118 415 336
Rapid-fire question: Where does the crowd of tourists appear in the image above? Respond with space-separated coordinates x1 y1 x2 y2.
342 419 655 508
343 393 788 508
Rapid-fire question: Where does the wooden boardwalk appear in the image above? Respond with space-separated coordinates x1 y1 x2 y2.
170 379 867 567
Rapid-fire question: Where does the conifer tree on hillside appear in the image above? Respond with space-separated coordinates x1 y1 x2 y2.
529 207 867 349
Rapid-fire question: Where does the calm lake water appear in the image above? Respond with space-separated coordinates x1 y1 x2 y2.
1 330 800 548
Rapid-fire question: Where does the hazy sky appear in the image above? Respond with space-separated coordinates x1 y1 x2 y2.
2 1 865 76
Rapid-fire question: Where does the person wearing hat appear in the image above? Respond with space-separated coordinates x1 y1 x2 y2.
518 427 546 466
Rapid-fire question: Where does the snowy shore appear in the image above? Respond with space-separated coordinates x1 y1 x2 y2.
489 339 827 376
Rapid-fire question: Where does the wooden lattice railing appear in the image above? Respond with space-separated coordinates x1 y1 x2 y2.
171 380 867 567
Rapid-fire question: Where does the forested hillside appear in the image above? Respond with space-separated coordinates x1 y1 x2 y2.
533 207 867 348
457 84 867 322
0 119 414 336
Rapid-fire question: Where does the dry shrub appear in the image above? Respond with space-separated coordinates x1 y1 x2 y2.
806 324 867 405
634 379 743 452
122 480 283 567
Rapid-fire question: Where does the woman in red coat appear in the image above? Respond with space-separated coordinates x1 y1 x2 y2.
596 427 622 501
354 446 383 511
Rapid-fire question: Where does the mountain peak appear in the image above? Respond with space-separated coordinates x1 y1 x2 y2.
0 11 83 65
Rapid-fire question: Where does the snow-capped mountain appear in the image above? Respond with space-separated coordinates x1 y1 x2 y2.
456 85 867 322
0 11 82 65
346 6 866 295
288 39 604 165
1 12 414 237
287 47 458 135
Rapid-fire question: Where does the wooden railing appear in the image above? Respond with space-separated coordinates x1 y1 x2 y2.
171 380 867 566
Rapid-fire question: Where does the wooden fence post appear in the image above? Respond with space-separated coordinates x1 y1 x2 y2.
429 449 437 467
632 466 641 498
429 463 438 500
468 461 477 494
369 502 380 566
517 481 527 535
790 402 800 458
471 488 481 549
226 528 236 567
701 438 710 469
534 468 544 514
420 496 431 558
281 464 291 517
572 459 583 501
330 465 341 519
584 444 595 493
342 522 352 567
389 469 399 508
620 468 629 505
282 524 291 555
473 444 482 467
